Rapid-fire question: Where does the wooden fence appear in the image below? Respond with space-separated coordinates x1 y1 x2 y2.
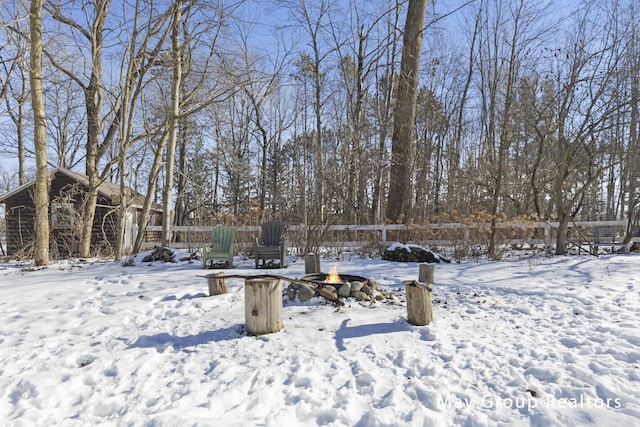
143 220 637 256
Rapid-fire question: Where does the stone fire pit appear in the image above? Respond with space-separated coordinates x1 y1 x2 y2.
286 273 386 303
203 272 393 306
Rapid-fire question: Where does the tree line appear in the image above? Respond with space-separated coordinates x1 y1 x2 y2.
1 0 639 264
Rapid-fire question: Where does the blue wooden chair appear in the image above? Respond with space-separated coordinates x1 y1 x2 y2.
202 226 235 268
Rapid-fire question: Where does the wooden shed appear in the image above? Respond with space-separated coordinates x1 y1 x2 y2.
0 167 163 258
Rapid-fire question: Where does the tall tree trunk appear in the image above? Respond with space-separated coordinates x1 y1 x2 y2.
17 100 26 185
488 1 522 258
371 2 401 223
113 0 140 260
175 122 189 226
556 213 569 255
386 0 427 223
449 8 479 209
114 167 128 259
30 0 49 266
296 0 330 223
114 0 173 256
353 26 367 223
250 99 269 219
77 0 111 258
312 51 324 222
624 14 640 244
161 1 183 247
133 131 170 254
7 58 29 186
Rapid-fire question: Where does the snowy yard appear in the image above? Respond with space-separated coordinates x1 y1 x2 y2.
1 250 639 426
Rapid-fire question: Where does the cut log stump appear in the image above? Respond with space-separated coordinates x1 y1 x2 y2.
404 280 433 326
245 277 283 335
305 253 321 274
206 272 228 296
419 264 435 284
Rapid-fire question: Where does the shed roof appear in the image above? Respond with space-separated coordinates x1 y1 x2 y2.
0 167 159 210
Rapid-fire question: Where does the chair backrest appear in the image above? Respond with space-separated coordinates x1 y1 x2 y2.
212 226 235 251
261 221 286 246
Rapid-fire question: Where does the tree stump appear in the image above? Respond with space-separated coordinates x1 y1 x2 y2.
206 272 228 296
419 264 435 284
404 280 433 326
305 253 320 274
245 278 283 335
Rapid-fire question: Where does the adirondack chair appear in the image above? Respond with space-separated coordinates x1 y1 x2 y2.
254 221 287 268
202 226 235 268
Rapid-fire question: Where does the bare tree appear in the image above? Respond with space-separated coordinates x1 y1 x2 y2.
43 0 119 257
161 1 184 248
447 5 481 213
221 20 293 221
476 0 539 255
0 11 18 106
29 0 49 266
3 47 29 185
280 0 335 223
547 3 625 254
386 0 427 223
329 0 397 223
132 2 232 253
370 0 402 223
45 73 85 170
2 5 30 185
622 0 640 243
113 0 173 259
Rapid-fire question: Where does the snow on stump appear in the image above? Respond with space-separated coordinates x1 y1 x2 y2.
305 253 321 274
405 266 434 326
206 272 228 296
245 277 283 336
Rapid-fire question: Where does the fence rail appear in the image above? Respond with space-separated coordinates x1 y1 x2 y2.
142 220 636 254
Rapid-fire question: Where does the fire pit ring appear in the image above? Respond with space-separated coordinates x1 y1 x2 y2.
301 273 370 286
299 272 377 302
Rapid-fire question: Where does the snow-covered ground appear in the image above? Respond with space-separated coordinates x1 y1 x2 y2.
1 249 639 426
